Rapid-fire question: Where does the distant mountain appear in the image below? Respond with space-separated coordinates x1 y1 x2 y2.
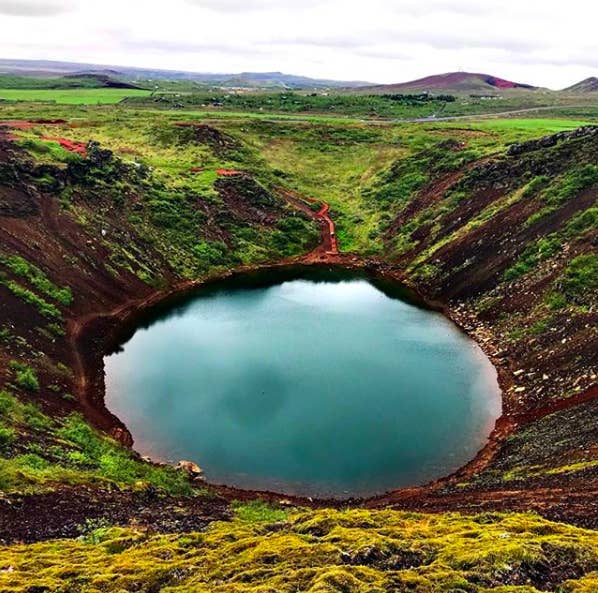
563 77 598 93
362 72 539 94
0 59 371 90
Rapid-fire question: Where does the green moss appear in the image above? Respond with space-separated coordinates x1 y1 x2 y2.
0 509 596 592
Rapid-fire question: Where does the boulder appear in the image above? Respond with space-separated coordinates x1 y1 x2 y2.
176 460 203 476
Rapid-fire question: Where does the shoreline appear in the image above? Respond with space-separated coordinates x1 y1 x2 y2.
70 252 553 507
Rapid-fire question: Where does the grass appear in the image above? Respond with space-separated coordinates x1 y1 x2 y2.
232 499 291 523
0 254 72 305
561 254 598 304
0 389 193 495
0 88 151 104
0 509 597 592
0 278 61 318
471 118 594 133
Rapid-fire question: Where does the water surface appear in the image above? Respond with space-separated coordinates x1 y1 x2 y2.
105 270 501 497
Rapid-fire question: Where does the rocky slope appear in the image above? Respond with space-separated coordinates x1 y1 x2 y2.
353 126 597 520
0 125 319 539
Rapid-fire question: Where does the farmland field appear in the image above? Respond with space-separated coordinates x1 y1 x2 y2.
0 88 151 104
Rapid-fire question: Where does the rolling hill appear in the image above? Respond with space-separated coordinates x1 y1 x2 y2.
362 71 539 94
564 76 598 93
0 72 142 90
0 59 371 90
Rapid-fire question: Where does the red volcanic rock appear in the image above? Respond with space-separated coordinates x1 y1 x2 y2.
41 136 88 156
216 169 241 176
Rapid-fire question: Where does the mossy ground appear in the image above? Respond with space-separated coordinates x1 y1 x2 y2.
1 506 597 592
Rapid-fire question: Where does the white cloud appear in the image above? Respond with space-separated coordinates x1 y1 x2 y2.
0 0 596 89
185 0 321 12
0 0 75 16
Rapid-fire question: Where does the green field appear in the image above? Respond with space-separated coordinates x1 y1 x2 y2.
0 88 151 104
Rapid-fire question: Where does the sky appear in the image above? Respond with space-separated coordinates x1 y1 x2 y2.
0 0 597 89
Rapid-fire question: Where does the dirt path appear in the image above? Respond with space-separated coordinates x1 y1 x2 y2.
406 104 590 123
277 188 339 256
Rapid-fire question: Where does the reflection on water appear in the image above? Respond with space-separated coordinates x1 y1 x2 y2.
105 274 501 497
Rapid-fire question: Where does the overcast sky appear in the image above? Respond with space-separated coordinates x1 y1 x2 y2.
1 0 596 89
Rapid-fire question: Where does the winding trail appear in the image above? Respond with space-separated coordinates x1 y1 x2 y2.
277 188 339 256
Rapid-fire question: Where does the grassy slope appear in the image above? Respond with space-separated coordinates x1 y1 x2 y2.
230 117 594 251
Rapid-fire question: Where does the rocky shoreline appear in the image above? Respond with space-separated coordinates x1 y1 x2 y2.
71 253 595 508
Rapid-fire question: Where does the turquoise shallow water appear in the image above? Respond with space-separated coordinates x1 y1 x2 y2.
105 271 501 497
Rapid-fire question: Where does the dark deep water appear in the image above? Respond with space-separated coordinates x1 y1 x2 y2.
105 270 501 497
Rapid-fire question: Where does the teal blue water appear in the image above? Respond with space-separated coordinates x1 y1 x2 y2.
105 272 501 497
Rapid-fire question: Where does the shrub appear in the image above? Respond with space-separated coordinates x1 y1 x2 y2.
526 166 598 226
192 240 228 267
545 164 598 207
0 254 72 305
9 361 40 392
564 207 598 238
0 326 12 343
23 404 53 431
545 292 567 311
522 175 549 199
560 254 598 305
0 426 16 449
0 279 61 318
0 390 17 416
